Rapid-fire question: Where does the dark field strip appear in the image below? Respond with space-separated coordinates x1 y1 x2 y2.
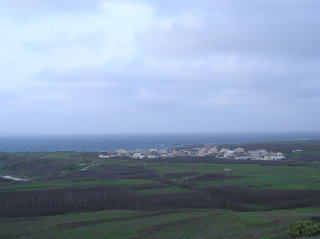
1 185 320 218
163 172 199 178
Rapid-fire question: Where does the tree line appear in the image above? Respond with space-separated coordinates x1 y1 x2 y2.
1 185 320 218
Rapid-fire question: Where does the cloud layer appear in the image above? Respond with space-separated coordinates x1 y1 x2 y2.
0 0 319 134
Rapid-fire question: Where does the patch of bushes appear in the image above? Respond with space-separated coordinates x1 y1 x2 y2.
0 185 213 217
1 184 320 218
287 221 320 238
204 186 320 210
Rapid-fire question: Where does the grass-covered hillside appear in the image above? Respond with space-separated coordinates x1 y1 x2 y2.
1 208 320 239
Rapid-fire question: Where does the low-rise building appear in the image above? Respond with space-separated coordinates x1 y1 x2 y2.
234 147 245 154
98 154 111 159
98 144 286 161
133 153 144 159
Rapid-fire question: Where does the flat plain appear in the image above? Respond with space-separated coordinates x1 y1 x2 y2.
1 141 320 239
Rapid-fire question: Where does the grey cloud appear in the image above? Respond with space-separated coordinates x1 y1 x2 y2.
23 31 109 54
141 0 320 61
0 0 102 15
1 0 320 133
34 57 320 113
150 0 320 16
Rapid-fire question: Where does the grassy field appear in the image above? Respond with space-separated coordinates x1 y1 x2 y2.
1 158 320 191
144 161 320 190
0 178 159 191
1 208 320 239
1 141 320 238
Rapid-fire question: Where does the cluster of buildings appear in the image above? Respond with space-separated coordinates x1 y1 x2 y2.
99 144 286 161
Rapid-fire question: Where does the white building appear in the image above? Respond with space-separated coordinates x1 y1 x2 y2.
224 150 235 158
271 155 286 160
133 153 145 159
98 154 110 159
234 147 245 154
147 155 157 159
248 150 268 159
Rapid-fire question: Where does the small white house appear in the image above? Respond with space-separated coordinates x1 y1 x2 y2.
99 154 110 159
133 153 144 159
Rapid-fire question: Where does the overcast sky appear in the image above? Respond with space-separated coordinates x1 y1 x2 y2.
0 0 320 135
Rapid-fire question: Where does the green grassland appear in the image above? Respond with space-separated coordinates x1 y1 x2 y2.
1 208 320 239
0 178 159 191
1 158 320 191
1 147 319 192
145 162 320 190
1 141 320 238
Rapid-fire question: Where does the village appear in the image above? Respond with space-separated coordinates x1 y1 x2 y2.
99 144 287 161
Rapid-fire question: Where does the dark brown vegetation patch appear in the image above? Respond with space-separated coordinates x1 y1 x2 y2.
130 183 168 191
163 172 198 178
312 216 320 222
1 185 320 218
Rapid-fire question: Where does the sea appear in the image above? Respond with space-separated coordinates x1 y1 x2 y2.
0 132 320 152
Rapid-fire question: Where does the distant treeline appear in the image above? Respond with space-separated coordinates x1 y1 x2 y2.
1 185 320 218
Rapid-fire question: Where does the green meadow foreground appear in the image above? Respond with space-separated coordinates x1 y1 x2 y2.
1 141 320 238
1 208 320 239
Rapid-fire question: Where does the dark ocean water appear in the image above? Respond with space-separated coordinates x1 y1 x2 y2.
0 132 320 152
